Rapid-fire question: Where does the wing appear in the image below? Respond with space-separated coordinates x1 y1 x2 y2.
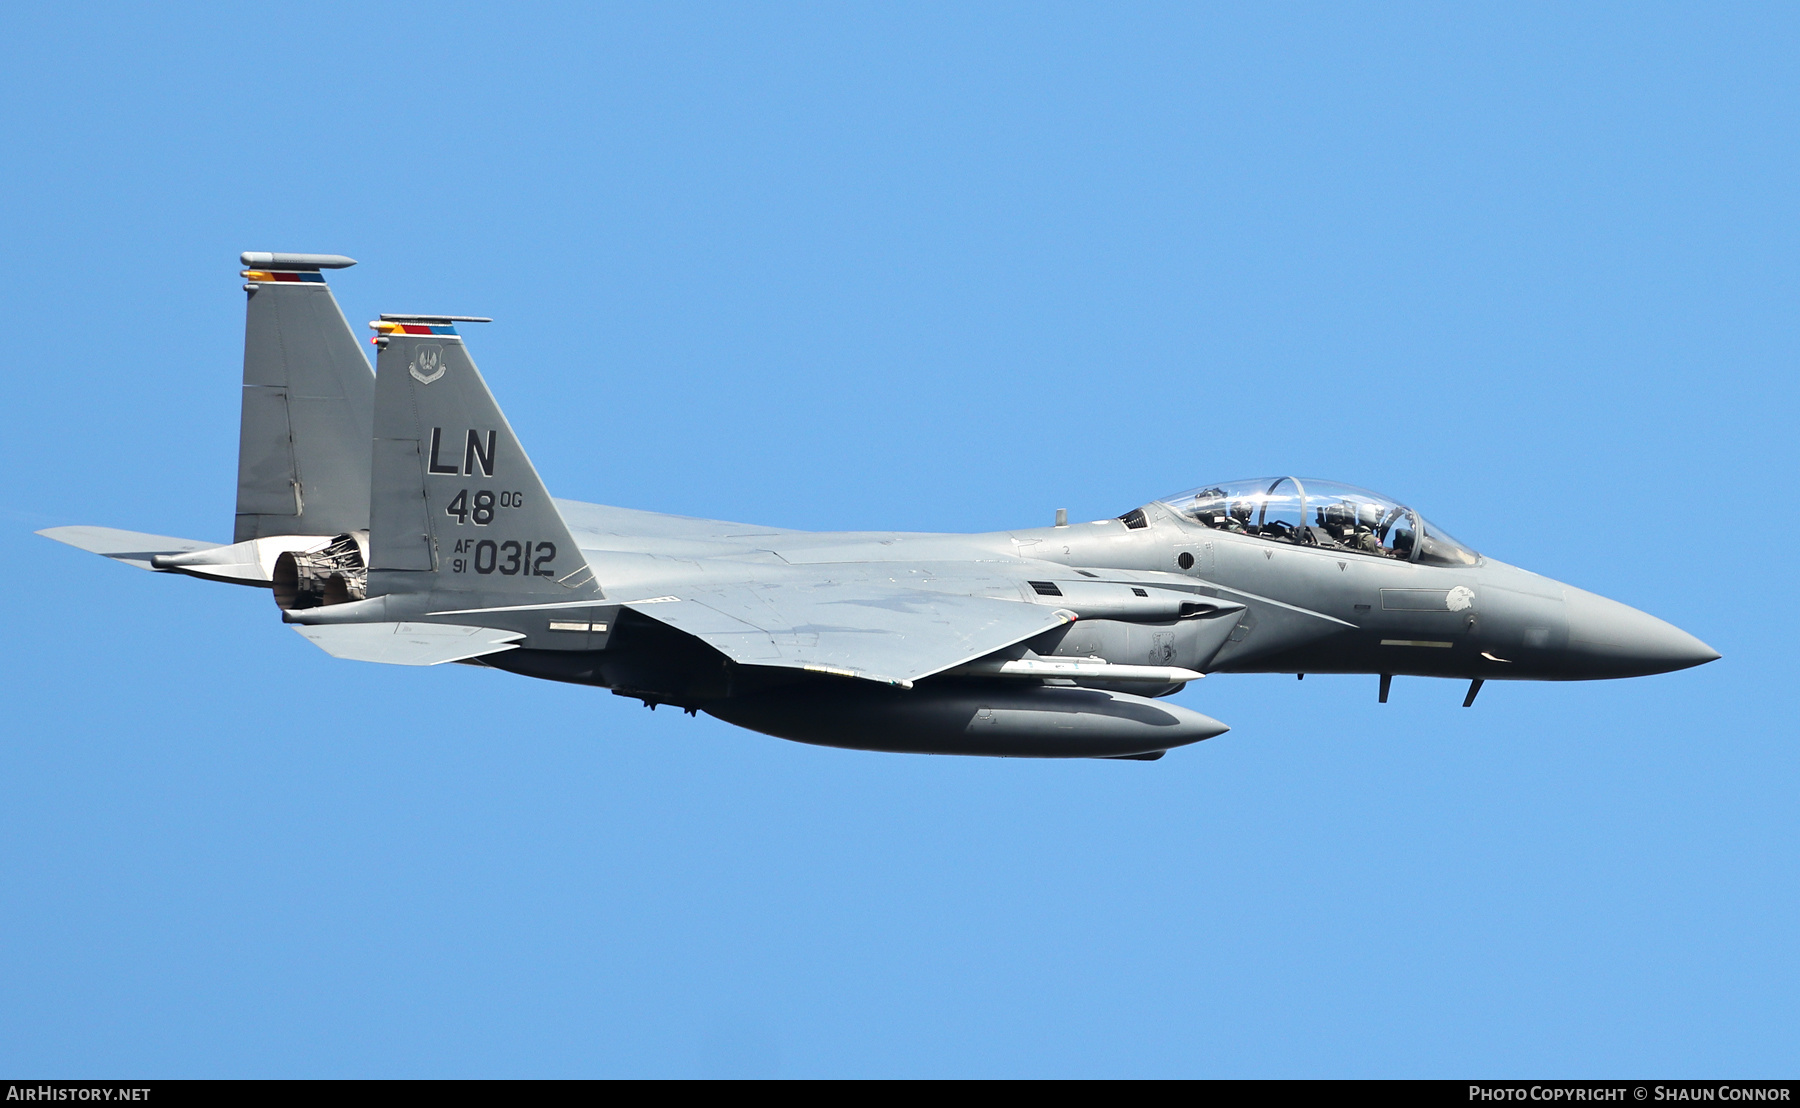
623 576 1073 688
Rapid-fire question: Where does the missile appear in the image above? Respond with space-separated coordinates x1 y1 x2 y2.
945 656 1205 684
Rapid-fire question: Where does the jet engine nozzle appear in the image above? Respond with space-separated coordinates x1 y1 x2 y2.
272 532 369 611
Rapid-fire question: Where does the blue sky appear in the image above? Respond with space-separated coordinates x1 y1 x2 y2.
1 2 1793 1077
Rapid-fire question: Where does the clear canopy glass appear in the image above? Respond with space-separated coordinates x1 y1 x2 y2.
1155 477 1478 565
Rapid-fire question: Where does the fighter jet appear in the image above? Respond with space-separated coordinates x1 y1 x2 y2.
39 253 1720 760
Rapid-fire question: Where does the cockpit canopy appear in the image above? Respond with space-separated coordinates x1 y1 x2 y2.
1145 477 1479 566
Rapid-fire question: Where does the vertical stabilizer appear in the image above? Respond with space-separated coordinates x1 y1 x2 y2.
235 252 373 542
366 318 599 601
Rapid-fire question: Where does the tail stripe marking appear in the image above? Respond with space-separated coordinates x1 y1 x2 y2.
371 321 460 337
242 270 326 283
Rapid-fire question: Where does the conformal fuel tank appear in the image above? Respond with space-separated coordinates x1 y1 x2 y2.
705 683 1228 758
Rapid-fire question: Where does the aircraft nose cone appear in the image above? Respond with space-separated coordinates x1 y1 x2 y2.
1562 586 1720 678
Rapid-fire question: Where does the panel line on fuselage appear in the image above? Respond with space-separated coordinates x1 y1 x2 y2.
1194 580 1359 629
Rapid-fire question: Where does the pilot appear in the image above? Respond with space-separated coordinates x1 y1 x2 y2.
1319 503 1382 550
1227 501 1253 533
1344 502 1382 552
1317 503 1351 541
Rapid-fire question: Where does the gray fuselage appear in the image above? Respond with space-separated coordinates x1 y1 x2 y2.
534 495 1714 696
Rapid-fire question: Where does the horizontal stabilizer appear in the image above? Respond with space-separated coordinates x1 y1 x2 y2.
293 622 524 666
38 526 218 570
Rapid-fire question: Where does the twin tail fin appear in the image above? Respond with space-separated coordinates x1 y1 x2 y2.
235 252 374 544
46 254 599 625
366 317 598 601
